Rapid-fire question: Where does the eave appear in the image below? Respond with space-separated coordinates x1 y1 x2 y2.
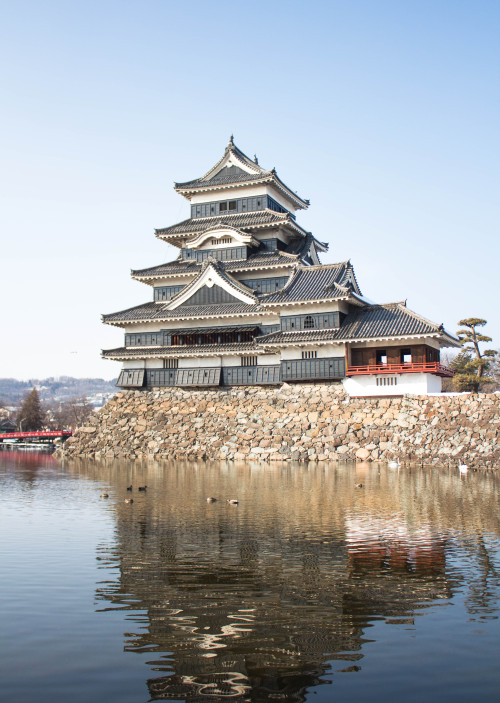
131 260 298 284
259 295 353 308
174 137 309 209
340 332 452 344
102 307 280 328
102 342 263 360
154 211 310 244
175 174 309 209
165 260 257 310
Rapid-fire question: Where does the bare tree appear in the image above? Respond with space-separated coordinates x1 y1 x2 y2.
51 397 95 429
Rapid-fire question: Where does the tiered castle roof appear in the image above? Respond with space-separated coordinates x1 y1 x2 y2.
102 138 459 384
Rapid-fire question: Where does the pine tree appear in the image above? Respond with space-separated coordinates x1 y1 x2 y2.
17 388 45 431
452 318 497 392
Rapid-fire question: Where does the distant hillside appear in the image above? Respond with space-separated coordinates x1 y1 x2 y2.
0 377 117 406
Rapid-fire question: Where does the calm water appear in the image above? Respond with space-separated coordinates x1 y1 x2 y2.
0 452 499 703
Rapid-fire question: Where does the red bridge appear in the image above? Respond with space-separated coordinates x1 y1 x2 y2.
0 430 74 441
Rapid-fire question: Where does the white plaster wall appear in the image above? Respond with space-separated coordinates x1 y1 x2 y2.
257 354 281 366
279 302 346 315
178 357 221 368
318 344 346 358
123 314 279 334
189 184 300 213
337 301 351 314
221 356 242 367
122 320 167 334
190 185 268 205
280 344 345 360
263 184 302 212
123 359 145 369
152 275 197 286
237 269 291 282
343 373 443 397
145 359 163 369
347 337 440 351
280 347 302 360
257 354 280 365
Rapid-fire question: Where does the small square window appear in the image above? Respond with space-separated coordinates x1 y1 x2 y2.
219 202 227 212
401 348 412 364
228 201 237 211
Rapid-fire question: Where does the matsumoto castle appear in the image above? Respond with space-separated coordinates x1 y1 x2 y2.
103 138 458 396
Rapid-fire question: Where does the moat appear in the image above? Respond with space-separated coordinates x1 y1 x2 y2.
1 452 499 702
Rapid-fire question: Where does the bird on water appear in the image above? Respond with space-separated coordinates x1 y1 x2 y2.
459 461 468 473
227 499 239 504
138 486 147 491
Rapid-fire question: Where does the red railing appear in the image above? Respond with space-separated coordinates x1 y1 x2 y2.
0 430 74 440
346 362 454 377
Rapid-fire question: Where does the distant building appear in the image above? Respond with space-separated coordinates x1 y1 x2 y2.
0 418 17 433
103 138 459 395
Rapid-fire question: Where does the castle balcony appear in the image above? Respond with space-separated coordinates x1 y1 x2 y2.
346 362 454 377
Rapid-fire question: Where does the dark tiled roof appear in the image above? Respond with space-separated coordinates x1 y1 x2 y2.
103 302 160 322
155 210 294 237
103 301 266 325
162 259 258 306
102 342 260 358
176 171 269 190
174 138 309 207
257 329 340 345
132 260 201 277
335 303 445 340
166 325 259 335
288 231 328 256
261 263 355 303
257 304 456 346
132 251 301 279
227 252 299 269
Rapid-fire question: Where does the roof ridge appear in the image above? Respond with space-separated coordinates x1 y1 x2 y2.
297 260 349 271
381 301 445 331
102 300 157 320
174 140 309 207
156 209 285 233
200 138 269 181
165 258 258 308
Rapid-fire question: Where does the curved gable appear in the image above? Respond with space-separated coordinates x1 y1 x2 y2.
167 260 257 310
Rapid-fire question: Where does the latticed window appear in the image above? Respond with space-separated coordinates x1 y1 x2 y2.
376 376 397 387
241 356 258 366
163 359 178 368
302 351 318 359
304 315 315 329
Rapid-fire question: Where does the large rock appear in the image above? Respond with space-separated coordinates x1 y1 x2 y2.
60 385 500 468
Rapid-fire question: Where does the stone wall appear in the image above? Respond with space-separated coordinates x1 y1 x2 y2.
61 384 500 468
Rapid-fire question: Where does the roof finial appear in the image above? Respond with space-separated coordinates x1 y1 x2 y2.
254 154 259 164
228 134 234 146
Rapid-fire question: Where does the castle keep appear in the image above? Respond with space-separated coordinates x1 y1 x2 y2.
103 138 458 396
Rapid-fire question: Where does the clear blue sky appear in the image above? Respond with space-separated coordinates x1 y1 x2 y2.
1 0 498 380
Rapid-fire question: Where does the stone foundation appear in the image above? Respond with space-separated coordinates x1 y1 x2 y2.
61 384 500 468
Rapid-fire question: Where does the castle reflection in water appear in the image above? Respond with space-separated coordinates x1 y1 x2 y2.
87 460 499 702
